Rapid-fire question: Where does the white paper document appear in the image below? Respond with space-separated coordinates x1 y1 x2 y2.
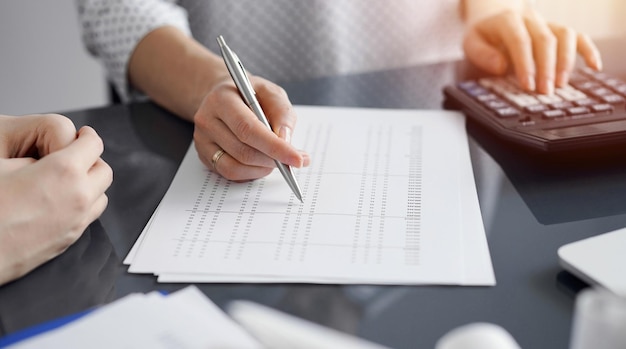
7 286 261 349
127 106 494 285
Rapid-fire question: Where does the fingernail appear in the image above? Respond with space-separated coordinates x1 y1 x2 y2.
279 126 292 143
541 78 554 95
556 71 568 87
525 75 536 92
290 155 303 168
300 152 311 167
595 55 603 71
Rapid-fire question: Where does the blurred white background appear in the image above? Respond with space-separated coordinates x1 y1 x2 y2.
0 0 624 115
536 0 626 38
0 0 107 115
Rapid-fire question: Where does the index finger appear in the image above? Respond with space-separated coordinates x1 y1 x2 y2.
254 79 297 142
577 33 603 71
219 88 304 167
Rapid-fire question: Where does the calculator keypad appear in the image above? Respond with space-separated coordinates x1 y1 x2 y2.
444 67 626 150
456 68 626 128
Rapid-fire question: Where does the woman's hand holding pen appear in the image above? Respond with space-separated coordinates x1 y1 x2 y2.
192 74 310 181
126 27 308 182
462 2 602 95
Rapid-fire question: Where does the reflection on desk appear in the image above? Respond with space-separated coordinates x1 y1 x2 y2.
468 120 626 225
276 284 410 337
0 221 120 336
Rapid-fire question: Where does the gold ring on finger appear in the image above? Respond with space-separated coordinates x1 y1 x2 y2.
211 148 226 170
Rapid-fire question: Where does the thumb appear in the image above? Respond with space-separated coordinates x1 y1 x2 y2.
463 29 508 76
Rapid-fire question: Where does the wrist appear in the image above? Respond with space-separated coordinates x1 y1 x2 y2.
128 26 231 121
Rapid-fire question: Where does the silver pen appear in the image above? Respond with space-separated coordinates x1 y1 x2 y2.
217 35 304 202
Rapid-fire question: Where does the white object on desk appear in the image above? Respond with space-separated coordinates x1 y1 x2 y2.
435 322 521 349
228 300 389 349
126 106 494 286
570 287 626 349
558 227 626 296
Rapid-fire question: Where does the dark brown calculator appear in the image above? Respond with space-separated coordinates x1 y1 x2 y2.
443 67 626 151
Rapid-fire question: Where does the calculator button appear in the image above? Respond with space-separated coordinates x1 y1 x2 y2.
601 94 625 104
575 98 596 107
477 93 498 102
465 86 490 96
484 77 544 107
458 81 479 90
581 68 610 80
604 78 624 87
537 94 563 104
566 107 590 115
591 104 614 112
555 86 587 101
589 87 613 97
571 81 602 91
542 110 566 119
505 94 540 107
550 101 574 110
486 100 510 110
525 104 549 113
613 85 626 95
495 107 520 118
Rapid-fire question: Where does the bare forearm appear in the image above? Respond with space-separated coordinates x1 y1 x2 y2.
128 26 229 121
462 0 526 24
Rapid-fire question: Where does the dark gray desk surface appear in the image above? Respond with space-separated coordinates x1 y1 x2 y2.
1 39 626 348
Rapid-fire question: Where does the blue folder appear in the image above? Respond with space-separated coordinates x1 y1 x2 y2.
0 310 94 348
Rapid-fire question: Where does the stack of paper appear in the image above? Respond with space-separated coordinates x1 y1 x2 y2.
125 106 495 285
5 287 260 349
5 286 391 349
